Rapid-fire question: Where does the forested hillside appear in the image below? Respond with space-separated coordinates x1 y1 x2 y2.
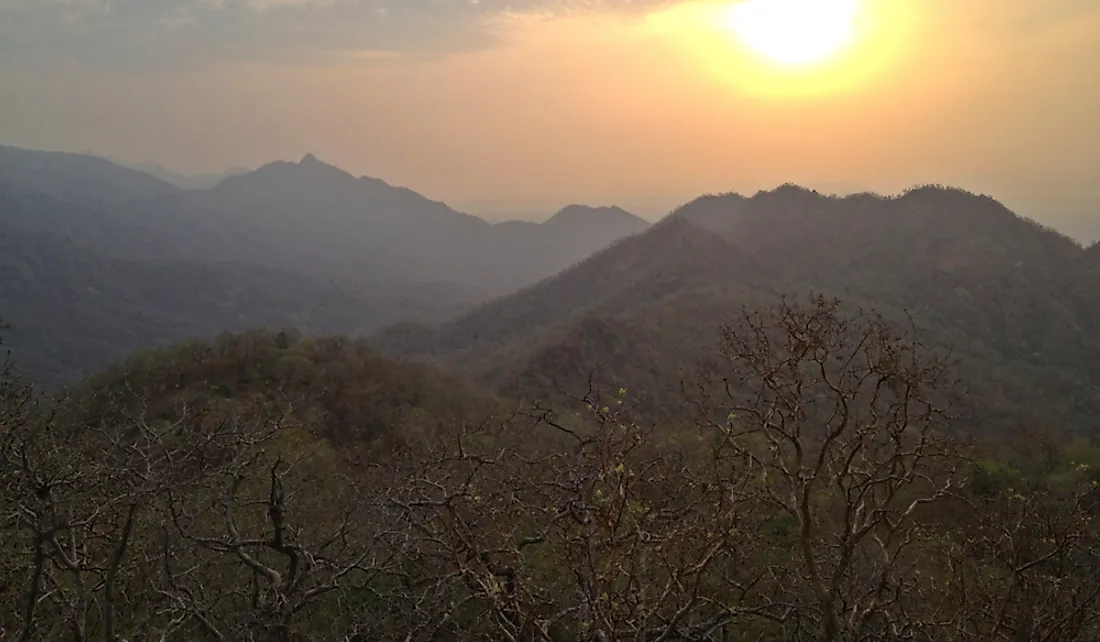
376 186 1100 434
5 300 1100 640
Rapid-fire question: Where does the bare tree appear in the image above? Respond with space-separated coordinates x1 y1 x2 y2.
0 374 402 641
678 295 963 640
162 410 401 641
0 385 242 641
388 385 787 641
4 304 1100 641
930 466 1100 640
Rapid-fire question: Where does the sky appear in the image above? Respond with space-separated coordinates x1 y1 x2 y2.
1 0 1098 234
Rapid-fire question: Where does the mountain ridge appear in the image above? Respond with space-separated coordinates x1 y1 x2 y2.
0 144 181 203
374 185 1100 431
0 145 654 383
192 151 652 292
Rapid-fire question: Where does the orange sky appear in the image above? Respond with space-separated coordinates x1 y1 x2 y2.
1 0 1098 230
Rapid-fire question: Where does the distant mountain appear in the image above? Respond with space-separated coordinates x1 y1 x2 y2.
0 225 480 385
5 141 1100 436
376 185 1100 432
0 145 650 383
196 154 494 284
0 147 649 291
544 204 648 232
488 204 650 288
126 161 251 190
0 145 179 203
376 216 760 361
193 153 650 292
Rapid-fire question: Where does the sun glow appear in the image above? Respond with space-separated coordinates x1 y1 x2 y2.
642 0 914 99
724 0 860 67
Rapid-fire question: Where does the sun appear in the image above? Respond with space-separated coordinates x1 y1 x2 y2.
723 0 860 67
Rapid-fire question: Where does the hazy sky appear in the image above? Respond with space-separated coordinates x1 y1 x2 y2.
1 0 1098 231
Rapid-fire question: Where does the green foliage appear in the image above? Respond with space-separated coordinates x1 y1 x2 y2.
74 329 504 444
3 309 1100 640
970 459 1025 497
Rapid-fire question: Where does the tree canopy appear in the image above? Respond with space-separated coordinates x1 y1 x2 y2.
3 298 1099 640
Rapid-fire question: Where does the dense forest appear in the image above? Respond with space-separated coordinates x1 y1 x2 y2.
4 296 1100 640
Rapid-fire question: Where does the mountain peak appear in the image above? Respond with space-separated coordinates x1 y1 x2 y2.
295 153 348 177
545 204 648 230
206 153 357 201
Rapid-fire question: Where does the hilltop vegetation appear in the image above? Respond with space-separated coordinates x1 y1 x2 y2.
79 328 501 443
4 299 1100 640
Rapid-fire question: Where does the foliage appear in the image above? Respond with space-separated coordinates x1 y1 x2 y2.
4 299 1100 640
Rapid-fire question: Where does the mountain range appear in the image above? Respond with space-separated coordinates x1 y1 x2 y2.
375 185 1100 434
0 144 649 382
7 144 1100 640
124 161 252 190
5 142 1100 439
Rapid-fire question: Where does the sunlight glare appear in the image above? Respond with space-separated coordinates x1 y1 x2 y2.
724 0 860 67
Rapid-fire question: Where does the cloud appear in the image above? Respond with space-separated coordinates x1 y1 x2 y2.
239 0 340 10
156 0 225 28
4 0 1094 72
0 0 111 9
0 0 677 71
0 0 112 28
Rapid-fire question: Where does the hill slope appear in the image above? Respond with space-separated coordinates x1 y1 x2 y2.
0 145 180 203
375 186 1100 431
196 154 651 291
125 160 250 189
0 146 650 384
376 216 765 358
1 147 650 294
0 226 478 385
